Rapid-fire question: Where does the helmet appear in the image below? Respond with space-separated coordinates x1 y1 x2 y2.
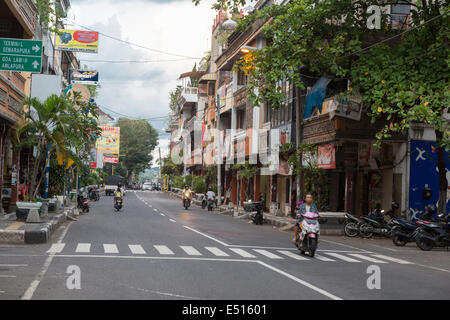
391 202 399 210
208 187 212 191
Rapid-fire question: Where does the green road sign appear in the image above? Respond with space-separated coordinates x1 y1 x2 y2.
0 38 42 72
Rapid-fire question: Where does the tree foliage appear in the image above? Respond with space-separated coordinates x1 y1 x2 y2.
115 118 159 179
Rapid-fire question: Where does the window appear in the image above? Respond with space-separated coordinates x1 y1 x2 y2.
208 82 215 96
391 1 411 29
8 96 21 114
0 88 6 106
237 70 247 86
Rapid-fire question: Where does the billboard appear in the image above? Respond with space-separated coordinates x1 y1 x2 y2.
55 30 99 53
96 126 120 163
71 70 99 85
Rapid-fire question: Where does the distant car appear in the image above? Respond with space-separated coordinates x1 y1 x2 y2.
142 183 153 191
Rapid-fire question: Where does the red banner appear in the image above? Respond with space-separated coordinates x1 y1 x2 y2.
89 162 97 168
317 144 336 169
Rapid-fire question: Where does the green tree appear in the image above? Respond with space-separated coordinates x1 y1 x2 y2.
115 118 159 180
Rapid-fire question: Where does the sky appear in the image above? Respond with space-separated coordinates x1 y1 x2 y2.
68 0 217 166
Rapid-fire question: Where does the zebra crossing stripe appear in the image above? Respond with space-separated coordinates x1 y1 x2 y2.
229 248 256 258
180 246 202 256
253 249 284 259
129 245 146 255
76 243 91 253
348 254 388 264
47 243 65 254
314 254 336 262
104 244 119 254
205 247 229 257
324 252 361 262
370 254 413 265
277 250 310 260
154 245 174 255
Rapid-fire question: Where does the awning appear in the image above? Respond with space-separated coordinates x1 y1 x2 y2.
199 73 216 83
178 71 206 80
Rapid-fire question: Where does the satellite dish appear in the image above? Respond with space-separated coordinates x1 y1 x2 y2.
222 18 237 30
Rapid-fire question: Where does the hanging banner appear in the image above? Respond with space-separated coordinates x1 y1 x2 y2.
55 30 99 53
103 155 119 164
317 144 336 169
71 70 99 85
96 126 120 164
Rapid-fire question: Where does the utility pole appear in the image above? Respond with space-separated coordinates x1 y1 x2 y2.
158 147 162 184
216 94 222 206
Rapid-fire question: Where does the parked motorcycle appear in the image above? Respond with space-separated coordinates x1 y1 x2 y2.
89 188 100 201
390 206 437 246
295 211 320 257
415 213 450 251
244 201 264 225
114 197 123 212
77 194 89 213
358 202 398 238
343 213 364 237
201 194 207 209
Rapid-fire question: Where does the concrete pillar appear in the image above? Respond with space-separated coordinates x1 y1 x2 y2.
254 174 260 201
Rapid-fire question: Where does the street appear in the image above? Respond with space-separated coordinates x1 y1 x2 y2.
1 191 449 300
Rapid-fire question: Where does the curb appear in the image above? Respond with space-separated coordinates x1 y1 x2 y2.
0 206 75 244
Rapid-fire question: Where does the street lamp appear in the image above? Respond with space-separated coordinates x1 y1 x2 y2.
240 45 257 54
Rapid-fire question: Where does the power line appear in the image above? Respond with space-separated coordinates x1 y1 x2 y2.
101 105 169 121
79 58 194 63
63 19 202 60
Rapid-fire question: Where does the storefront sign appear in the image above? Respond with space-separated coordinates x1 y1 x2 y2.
55 30 99 53
317 144 336 169
89 162 97 169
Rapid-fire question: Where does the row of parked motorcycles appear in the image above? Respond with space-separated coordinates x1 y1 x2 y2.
343 202 450 251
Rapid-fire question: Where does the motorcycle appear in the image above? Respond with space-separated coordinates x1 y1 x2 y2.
77 194 89 213
183 197 191 210
415 213 450 251
114 197 123 212
358 203 398 238
244 201 264 225
295 211 320 257
343 213 364 237
89 188 100 201
207 198 214 211
201 194 207 209
390 207 437 246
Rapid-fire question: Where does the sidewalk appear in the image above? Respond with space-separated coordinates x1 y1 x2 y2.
168 190 345 235
0 201 78 244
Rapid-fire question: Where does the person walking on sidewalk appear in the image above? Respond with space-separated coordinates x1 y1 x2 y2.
292 193 319 244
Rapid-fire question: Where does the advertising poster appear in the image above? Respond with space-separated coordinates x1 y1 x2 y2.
71 70 99 85
317 144 336 169
55 30 99 53
96 126 120 163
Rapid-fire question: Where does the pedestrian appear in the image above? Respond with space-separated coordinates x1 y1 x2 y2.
18 179 28 201
292 193 319 244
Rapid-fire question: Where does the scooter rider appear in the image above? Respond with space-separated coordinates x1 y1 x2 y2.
182 185 192 205
114 185 124 206
206 187 215 204
292 193 319 244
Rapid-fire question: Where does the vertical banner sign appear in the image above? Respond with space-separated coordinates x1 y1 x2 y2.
55 30 99 53
96 126 120 164
317 144 336 169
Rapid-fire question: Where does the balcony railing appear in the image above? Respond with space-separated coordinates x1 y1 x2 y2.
7 0 37 36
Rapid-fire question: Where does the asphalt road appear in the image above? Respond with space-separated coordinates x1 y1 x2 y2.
0 190 449 300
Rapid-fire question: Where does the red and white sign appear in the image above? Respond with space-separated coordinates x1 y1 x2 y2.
103 156 119 164
89 162 97 169
317 144 336 169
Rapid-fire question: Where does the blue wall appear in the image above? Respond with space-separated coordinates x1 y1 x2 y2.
409 140 450 220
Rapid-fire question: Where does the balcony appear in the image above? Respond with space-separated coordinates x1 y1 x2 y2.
5 0 37 38
180 87 198 111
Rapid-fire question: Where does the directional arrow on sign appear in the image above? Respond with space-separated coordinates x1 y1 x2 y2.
32 45 40 53
32 60 39 69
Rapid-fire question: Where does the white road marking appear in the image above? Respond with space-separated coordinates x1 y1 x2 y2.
256 261 343 300
183 226 229 246
320 238 372 253
180 246 202 256
205 247 229 257
22 221 73 300
47 243 65 254
348 254 388 264
371 254 413 265
154 209 158 212
0 264 28 267
103 244 119 254
76 243 91 253
154 245 174 255
314 254 336 262
0 275 16 278
129 245 146 255
324 252 361 263
169 219 176 223
160 213 165 216
277 250 310 260
229 248 256 258
253 249 284 259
